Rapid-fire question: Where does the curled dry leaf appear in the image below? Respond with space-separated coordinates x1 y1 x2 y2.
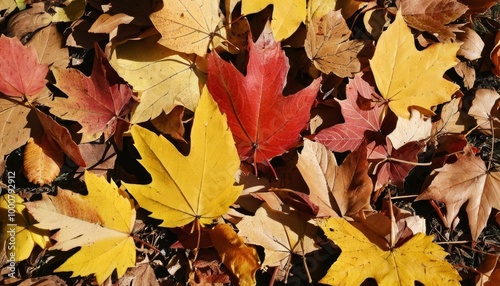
456 27 485 61
305 10 365 78
491 31 500 78
370 10 460 119
151 105 187 142
417 144 500 241
468 89 500 135
210 224 260 286
23 137 62 186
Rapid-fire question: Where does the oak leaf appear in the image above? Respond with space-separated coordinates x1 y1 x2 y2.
319 217 461 285
242 0 306 41
398 0 468 41
305 10 365 78
207 31 320 166
49 43 136 142
417 144 500 241
0 35 48 99
109 36 203 123
237 203 318 271
25 171 136 284
210 224 260 286
150 0 222 56
315 74 385 153
123 88 242 228
0 194 51 261
297 139 372 217
370 10 460 119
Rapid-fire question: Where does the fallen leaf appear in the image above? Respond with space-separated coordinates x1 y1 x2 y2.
297 139 372 217
117 263 159 286
237 203 318 271
27 24 70 69
48 43 136 141
469 89 500 136
89 13 134 34
23 137 62 186
109 36 203 123
457 26 485 61
476 254 500 286
5 3 51 40
491 31 500 77
308 0 366 20
51 0 86 22
318 217 461 285
387 109 431 150
151 105 187 142
210 224 260 286
25 171 136 284
207 31 320 167
454 61 476 90
0 97 32 159
242 0 306 41
150 0 222 56
123 88 242 227
458 0 498 14
305 10 365 78
368 138 421 191
431 97 468 136
398 0 468 41
315 74 385 153
417 144 500 241
370 10 460 119
0 35 48 99
0 194 51 261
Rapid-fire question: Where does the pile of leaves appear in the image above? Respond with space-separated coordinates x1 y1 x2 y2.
1 0 500 285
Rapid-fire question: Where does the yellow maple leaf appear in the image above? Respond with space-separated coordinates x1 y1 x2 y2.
25 171 136 284
319 217 461 285
123 88 242 228
242 0 306 41
150 0 222 56
0 194 51 261
308 0 365 21
110 36 204 123
370 10 460 119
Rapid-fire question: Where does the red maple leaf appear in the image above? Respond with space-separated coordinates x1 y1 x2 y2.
368 138 422 191
48 43 136 143
207 31 320 170
0 35 48 98
315 74 385 152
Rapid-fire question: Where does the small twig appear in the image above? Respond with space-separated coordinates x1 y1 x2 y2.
390 194 419 200
435 240 470 245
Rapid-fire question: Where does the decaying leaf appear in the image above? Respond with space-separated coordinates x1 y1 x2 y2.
210 224 260 286
370 10 460 119
123 88 242 227
25 171 136 284
319 217 461 285
417 144 500 241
